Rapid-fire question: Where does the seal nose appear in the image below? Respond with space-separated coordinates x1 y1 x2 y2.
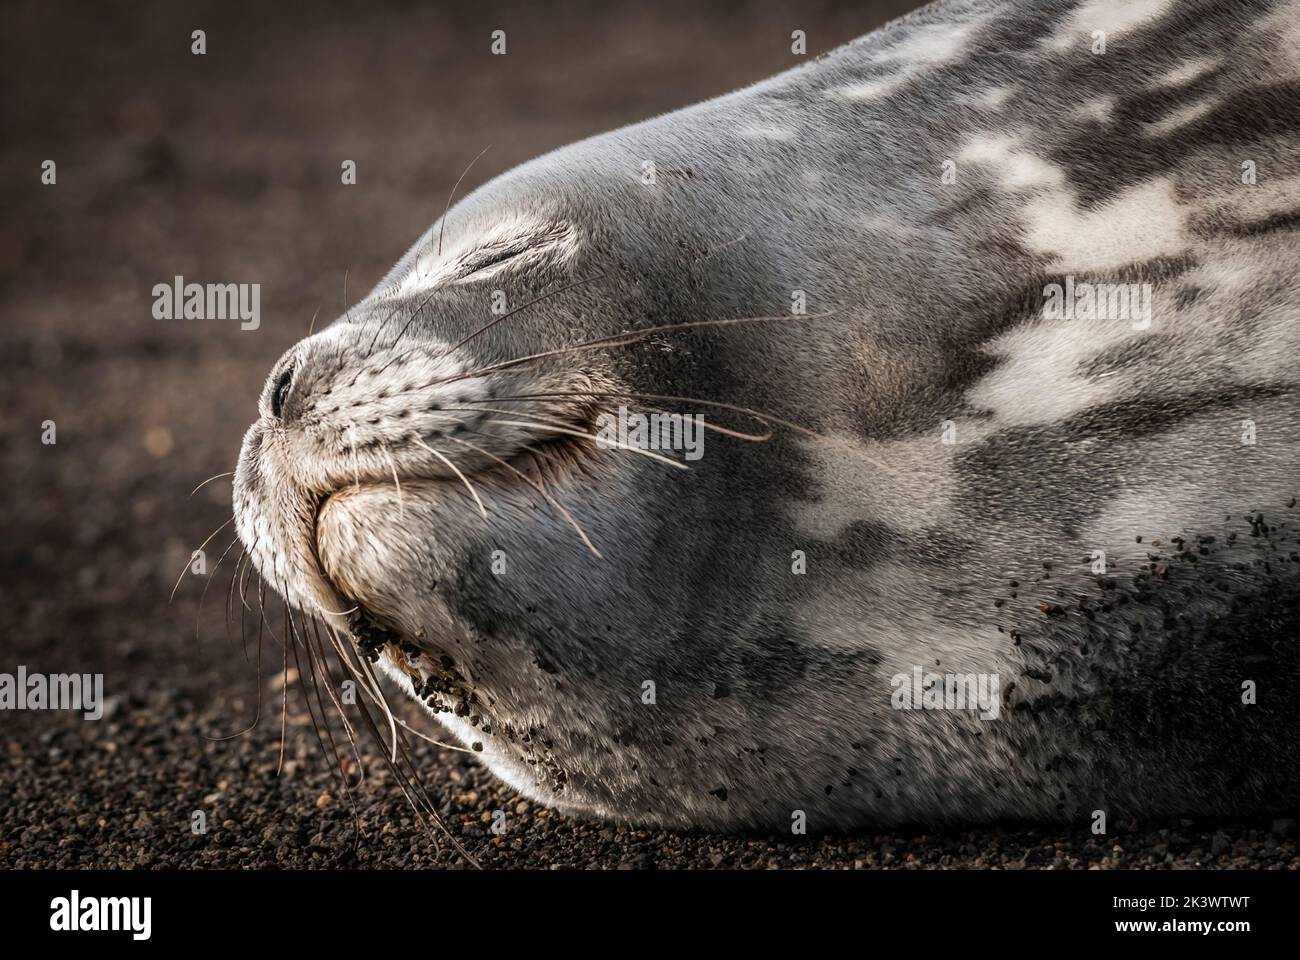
270 364 295 420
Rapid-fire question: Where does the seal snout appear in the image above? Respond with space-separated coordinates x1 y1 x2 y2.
233 314 591 621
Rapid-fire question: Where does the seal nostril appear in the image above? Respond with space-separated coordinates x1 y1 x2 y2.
271 366 294 419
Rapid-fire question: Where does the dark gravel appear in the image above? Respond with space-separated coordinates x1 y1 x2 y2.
5 698 1299 869
2 0 1297 870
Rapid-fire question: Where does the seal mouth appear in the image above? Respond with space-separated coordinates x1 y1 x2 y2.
305 423 599 618
311 423 595 524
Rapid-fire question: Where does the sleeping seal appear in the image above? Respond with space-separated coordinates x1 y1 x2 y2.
233 0 1300 829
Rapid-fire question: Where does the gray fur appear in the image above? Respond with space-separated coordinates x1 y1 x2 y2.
234 0 1300 829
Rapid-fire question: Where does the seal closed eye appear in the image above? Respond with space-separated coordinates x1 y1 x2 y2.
270 365 294 419
233 0 1300 830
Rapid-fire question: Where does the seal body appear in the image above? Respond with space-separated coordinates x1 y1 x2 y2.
234 0 1300 829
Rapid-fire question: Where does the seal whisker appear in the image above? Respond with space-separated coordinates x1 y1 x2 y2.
443 433 602 558
358 365 543 409
316 625 374 788
237 551 259 612
345 634 484 862
378 441 404 520
370 273 608 381
327 622 479 866
228 531 261 623
450 395 770 447
206 537 244 646
436 146 491 259
199 559 264 745
282 592 360 826
371 309 835 410
472 392 909 472
322 622 392 729
270 580 290 778
306 619 367 788
195 534 241 642
390 716 484 754
358 147 495 358
408 434 489 519
316 602 360 617
322 623 393 739
475 416 690 470
451 424 585 484
226 550 248 629
367 285 441 358
462 391 796 440
291 605 361 802
226 554 246 654
355 640 401 765
434 273 608 360
436 309 841 387
170 515 235 603
455 424 575 474
239 562 257 663
189 471 235 496
698 232 748 262
204 606 264 742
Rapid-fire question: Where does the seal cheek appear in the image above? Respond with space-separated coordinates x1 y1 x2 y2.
315 483 439 632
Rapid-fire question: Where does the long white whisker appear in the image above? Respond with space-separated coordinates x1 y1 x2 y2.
408 435 490 519
170 515 235 602
394 716 486 755
190 471 235 496
356 652 401 765
443 433 602 558
379 441 404 520
476 416 688 470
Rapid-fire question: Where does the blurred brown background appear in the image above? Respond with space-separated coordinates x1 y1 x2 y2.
3 0 1288 869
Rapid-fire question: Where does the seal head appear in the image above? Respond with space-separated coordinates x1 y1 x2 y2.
236 0 1300 828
